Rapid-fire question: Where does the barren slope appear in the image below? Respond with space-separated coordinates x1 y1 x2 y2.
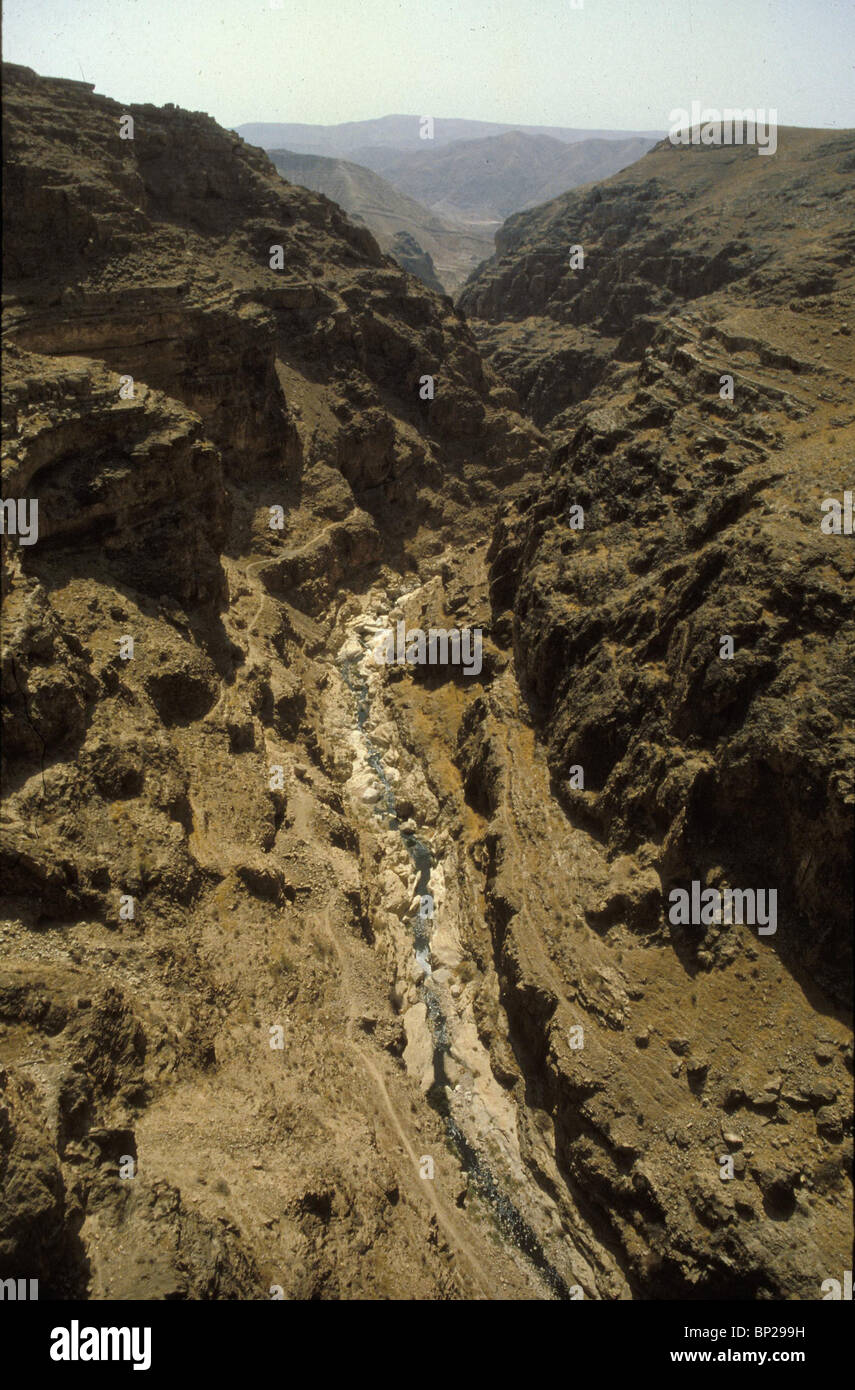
2 69 851 1304
265 148 493 294
457 129 854 1293
360 131 656 225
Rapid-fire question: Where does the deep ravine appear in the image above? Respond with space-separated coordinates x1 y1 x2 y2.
336 588 595 1299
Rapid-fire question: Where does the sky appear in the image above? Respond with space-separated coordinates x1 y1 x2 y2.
3 0 854 132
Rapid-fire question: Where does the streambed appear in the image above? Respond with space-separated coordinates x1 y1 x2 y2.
338 604 578 1299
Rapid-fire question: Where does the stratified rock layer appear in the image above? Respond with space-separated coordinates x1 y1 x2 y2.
457 128 854 1293
2 67 852 1301
1 63 549 1300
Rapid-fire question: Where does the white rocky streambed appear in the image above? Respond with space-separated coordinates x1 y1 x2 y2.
329 584 595 1298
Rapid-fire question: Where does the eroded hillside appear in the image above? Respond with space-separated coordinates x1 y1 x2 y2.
460 128 855 1292
266 148 491 295
1 68 852 1301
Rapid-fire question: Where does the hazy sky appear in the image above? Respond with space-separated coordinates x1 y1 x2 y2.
4 0 854 131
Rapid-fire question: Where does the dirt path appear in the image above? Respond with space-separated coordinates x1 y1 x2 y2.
313 902 543 1301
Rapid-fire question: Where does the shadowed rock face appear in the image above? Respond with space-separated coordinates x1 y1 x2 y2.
460 129 855 428
450 128 854 1295
388 232 446 297
464 128 855 1007
1 63 550 1300
1 65 851 1303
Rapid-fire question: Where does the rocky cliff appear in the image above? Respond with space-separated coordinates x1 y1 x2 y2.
457 128 854 1293
1 68 852 1302
0 63 553 1300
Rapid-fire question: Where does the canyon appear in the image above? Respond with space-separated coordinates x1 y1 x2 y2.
264 148 484 295
250 120 658 294
1 63 852 1302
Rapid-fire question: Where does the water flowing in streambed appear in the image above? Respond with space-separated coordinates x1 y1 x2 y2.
339 613 578 1299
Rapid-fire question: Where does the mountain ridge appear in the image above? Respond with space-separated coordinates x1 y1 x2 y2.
235 113 666 154
267 147 492 293
2 63 852 1304
355 129 658 224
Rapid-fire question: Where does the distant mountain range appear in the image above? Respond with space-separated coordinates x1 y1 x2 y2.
6 61 853 1310
248 119 658 294
355 130 657 224
235 113 665 155
266 149 492 294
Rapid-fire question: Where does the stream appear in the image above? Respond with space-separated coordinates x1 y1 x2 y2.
340 632 578 1300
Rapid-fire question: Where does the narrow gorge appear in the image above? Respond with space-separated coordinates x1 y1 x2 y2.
1 64 852 1303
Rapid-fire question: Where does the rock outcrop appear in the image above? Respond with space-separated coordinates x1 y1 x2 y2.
2 67 851 1302
388 232 445 297
1 63 550 1300
454 128 854 1292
